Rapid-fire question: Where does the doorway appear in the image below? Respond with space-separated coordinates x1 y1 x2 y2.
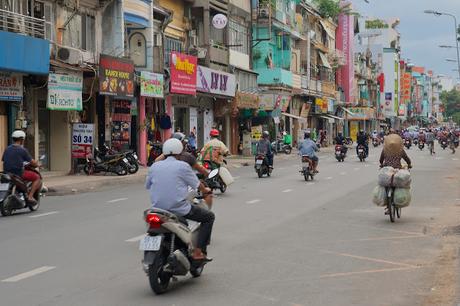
38 100 50 170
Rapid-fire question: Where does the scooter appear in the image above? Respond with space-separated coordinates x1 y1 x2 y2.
372 138 379 147
254 154 271 178
357 144 366 162
84 147 130 176
441 140 448 150
201 160 232 193
404 138 411 149
98 144 139 174
147 141 163 166
300 155 315 181
140 194 212 294
335 145 346 162
418 140 425 151
0 163 45 216
271 139 292 155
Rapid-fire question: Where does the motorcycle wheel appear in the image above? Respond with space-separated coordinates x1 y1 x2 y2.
304 172 309 181
128 162 139 174
0 200 12 216
115 164 128 176
219 180 227 193
28 190 41 212
148 251 171 294
284 147 292 154
257 169 263 178
190 265 204 278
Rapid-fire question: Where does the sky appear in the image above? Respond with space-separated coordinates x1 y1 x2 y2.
352 0 460 80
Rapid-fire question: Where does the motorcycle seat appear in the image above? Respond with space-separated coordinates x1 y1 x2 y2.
178 216 189 226
8 174 28 192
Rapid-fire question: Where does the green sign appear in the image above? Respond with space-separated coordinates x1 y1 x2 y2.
47 72 83 111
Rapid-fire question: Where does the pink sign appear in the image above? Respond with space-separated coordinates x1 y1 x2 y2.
170 52 197 95
336 1 354 104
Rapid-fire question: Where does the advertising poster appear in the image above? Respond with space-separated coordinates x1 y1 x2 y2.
72 123 94 158
170 52 197 95
0 72 22 101
140 71 164 98
99 55 134 98
47 72 83 111
111 100 132 150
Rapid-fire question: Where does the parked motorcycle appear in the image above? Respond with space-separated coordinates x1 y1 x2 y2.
84 147 129 176
201 160 232 193
0 164 44 216
300 155 315 181
99 144 139 174
254 154 271 178
404 138 411 150
335 145 346 162
140 197 211 294
357 144 366 162
271 139 292 155
418 140 425 151
147 141 163 167
441 140 448 150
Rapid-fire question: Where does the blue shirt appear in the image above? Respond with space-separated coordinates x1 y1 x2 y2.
1 144 32 176
298 139 318 158
145 156 200 216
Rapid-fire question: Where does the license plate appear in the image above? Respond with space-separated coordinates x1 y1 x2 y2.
133 154 138 160
358 149 364 153
336 151 341 154
256 159 263 165
123 158 128 163
139 236 162 251
0 183 8 191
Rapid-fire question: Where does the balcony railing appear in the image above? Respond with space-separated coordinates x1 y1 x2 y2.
0 9 45 39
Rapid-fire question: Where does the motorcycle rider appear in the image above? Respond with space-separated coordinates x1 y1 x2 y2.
200 129 229 167
299 132 319 173
146 138 214 261
256 131 274 169
335 132 348 155
425 129 436 154
1 130 40 204
356 130 369 157
372 130 379 142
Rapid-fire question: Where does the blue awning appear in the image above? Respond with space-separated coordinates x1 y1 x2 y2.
124 13 149 28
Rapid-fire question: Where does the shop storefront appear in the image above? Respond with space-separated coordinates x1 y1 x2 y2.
345 106 375 140
230 91 259 155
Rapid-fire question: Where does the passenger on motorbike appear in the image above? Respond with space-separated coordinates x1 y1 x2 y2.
299 132 319 173
1 130 41 204
256 131 274 168
146 138 214 261
356 130 369 157
335 132 348 154
200 129 229 167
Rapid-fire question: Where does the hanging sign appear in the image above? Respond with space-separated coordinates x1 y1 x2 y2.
212 14 228 29
140 71 164 98
170 52 197 95
99 54 134 98
72 123 94 158
196 66 236 97
47 72 83 111
0 72 22 101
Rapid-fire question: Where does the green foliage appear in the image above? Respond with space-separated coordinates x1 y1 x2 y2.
440 89 460 124
313 0 341 19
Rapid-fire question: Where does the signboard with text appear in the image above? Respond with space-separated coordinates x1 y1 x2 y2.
0 72 22 101
99 55 134 98
170 52 197 95
196 66 236 97
140 71 164 98
47 72 83 111
72 123 94 158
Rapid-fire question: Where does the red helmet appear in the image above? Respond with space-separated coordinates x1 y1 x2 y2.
210 129 220 137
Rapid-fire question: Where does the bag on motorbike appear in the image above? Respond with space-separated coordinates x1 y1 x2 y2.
372 185 387 207
378 167 397 187
393 188 411 207
393 169 411 188
218 167 234 186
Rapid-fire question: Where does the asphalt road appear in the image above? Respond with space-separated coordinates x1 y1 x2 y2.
0 144 459 306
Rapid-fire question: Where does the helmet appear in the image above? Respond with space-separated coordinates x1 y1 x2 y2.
162 138 183 156
210 129 220 137
304 132 311 139
11 130 26 139
171 132 186 142
263 131 270 138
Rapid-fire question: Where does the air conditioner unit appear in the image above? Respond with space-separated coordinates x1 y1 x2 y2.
197 48 207 59
55 46 82 65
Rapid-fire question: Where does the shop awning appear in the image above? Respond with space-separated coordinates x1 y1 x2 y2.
318 52 332 69
282 112 306 121
342 107 356 116
324 114 344 120
320 116 335 124
319 20 335 39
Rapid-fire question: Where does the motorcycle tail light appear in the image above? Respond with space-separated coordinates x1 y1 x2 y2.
203 163 210 169
146 213 164 229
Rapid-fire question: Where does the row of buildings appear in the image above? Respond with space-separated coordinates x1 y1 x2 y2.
0 0 447 172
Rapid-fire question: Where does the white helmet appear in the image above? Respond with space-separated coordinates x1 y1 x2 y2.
11 130 26 139
162 138 183 156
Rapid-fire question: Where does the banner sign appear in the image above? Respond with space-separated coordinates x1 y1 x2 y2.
99 54 134 98
346 107 375 120
170 52 197 95
259 94 275 110
72 123 94 158
47 72 83 111
140 71 164 98
196 66 236 97
274 95 291 112
0 72 22 101
235 91 259 109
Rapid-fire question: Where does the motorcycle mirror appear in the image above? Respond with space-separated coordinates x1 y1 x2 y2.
39 155 46 160
208 169 219 179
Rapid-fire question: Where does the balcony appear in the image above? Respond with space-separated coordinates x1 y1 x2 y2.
0 9 45 39
256 67 292 87
209 44 229 65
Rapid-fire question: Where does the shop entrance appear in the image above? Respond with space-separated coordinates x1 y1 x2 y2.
38 100 50 170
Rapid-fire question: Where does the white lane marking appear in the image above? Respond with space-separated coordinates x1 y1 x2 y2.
233 176 241 180
125 234 145 242
354 168 360 171
306 182 315 186
453 158 459 161
233 165 241 168
278 167 286 170
340 172 346 175
324 177 333 180
364 164 370 168
246 199 261 204
2 266 56 282
282 189 293 193
29 211 59 218
107 197 128 203
435 157 444 160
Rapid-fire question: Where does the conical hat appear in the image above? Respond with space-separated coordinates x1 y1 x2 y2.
383 134 403 155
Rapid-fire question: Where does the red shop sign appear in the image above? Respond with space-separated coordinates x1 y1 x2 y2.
170 52 197 95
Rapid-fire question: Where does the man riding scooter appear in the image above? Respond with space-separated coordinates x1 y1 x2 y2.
1 130 41 205
299 132 319 173
356 130 369 157
256 131 274 169
335 132 348 155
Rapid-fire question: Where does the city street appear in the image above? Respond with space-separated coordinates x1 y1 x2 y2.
0 145 458 306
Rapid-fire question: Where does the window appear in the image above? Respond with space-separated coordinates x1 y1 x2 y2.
228 18 249 55
33 1 53 40
62 9 95 51
210 10 226 48
81 14 95 51
164 37 182 66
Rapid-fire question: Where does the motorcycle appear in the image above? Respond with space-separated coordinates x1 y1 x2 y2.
99 144 139 174
271 139 292 155
254 154 271 178
84 147 130 176
404 139 411 149
372 138 379 147
441 140 448 150
357 144 366 162
335 145 346 162
300 155 315 181
147 141 163 167
201 160 231 193
0 164 44 216
418 140 425 151
140 196 211 294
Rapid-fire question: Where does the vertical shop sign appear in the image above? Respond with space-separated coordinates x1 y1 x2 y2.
170 52 197 95
72 123 94 158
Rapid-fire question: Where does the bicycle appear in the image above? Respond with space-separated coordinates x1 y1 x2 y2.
383 165 410 223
